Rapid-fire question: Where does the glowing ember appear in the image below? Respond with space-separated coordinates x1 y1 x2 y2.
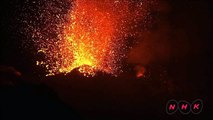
135 66 146 78
22 0 151 77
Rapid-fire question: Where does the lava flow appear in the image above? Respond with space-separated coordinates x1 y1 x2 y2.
30 0 151 77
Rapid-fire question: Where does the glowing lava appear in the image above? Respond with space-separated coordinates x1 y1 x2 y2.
57 0 121 76
30 0 151 76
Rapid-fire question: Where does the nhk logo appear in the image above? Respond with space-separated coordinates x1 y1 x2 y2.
166 99 203 115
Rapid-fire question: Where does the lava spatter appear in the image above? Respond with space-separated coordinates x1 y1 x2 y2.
22 0 152 77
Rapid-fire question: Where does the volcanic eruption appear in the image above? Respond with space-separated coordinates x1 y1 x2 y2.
22 0 151 77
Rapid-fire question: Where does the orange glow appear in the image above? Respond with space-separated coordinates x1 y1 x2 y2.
58 0 119 76
136 66 146 78
34 0 150 76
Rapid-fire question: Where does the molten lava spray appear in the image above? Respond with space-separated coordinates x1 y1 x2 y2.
24 0 151 76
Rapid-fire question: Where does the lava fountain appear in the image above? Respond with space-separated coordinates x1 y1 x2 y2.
27 0 151 77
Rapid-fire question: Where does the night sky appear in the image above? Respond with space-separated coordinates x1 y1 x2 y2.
1 0 213 119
